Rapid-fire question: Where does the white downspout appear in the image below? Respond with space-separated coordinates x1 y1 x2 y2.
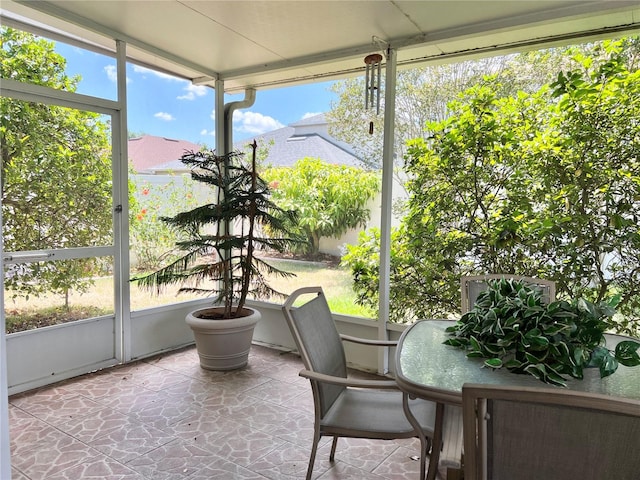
378 46 397 375
214 84 256 260
223 88 256 154
215 80 225 155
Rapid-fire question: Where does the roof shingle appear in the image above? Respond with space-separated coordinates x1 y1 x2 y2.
128 135 202 173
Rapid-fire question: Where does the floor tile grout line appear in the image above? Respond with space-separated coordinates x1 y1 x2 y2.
9 344 438 480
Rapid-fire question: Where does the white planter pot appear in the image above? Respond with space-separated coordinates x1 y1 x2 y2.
185 307 261 371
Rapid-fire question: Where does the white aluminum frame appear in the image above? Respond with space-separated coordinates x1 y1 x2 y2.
1 38 130 392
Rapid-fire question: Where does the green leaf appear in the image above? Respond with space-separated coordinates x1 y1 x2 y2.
466 351 485 358
571 363 584 380
573 347 586 367
504 359 523 370
550 341 570 361
545 364 568 386
615 340 640 367
545 373 568 387
587 346 609 368
525 352 541 364
524 327 542 338
599 353 619 378
542 323 569 336
528 335 550 349
469 336 482 352
524 363 567 387
523 363 546 381
484 358 503 369
483 343 504 355
496 331 518 347
605 294 622 310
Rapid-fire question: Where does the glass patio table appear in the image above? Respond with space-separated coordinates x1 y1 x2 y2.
395 319 640 480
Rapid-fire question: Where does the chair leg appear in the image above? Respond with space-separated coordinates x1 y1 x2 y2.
306 431 321 480
329 436 338 461
427 403 445 480
402 393 434 480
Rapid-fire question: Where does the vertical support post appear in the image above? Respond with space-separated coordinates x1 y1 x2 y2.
0 179 10 480
214 79 227 290
215 79 225 155
378 46 397 375
114 39 131 362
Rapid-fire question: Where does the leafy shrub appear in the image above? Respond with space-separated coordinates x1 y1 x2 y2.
130 176 211 271
262 158 379 255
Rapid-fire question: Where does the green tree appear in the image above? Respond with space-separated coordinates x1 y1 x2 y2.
343 40 640 335
344 78 546 321
327 55 551 175
326 45 612 199
529 40 640 330
1 27 113 304
262 158 380 255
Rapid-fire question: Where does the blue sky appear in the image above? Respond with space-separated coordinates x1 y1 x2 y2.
55 43 338 145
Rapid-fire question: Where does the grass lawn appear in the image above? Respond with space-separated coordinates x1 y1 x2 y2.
261 258 375 317
4 258 374 333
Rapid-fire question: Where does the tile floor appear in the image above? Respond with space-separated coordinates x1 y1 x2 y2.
8 344 442 479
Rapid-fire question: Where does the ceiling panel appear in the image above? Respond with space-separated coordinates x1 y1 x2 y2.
2 0 638 92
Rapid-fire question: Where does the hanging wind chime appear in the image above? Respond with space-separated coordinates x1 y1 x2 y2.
364 52 383 134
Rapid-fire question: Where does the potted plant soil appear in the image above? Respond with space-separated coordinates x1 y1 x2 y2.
133 141 299 370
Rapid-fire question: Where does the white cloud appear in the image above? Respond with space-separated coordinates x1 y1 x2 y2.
302 111 321 119
177 83 208 100
154 112 175 121
233 111 284 135
132 64 183 82
104 65 117 82
104 65 130 83
200 128 215 137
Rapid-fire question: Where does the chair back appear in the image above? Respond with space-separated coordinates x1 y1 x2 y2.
462 384 640 480
461 274 556 313
282 287 347 417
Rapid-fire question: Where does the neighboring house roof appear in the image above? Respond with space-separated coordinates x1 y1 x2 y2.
141 113 362 173
128 135 202 173
239 113 361 168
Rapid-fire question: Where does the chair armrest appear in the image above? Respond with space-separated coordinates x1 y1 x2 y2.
340 334 398 347
298 369 399 389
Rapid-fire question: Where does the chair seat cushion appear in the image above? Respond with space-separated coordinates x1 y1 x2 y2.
321 388 436 439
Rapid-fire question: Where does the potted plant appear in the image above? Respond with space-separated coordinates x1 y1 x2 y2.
444 278 640 386
133 141 299 370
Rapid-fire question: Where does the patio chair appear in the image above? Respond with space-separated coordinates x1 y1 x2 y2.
462 383 640 480
282 286 437 480
461 274 556 313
